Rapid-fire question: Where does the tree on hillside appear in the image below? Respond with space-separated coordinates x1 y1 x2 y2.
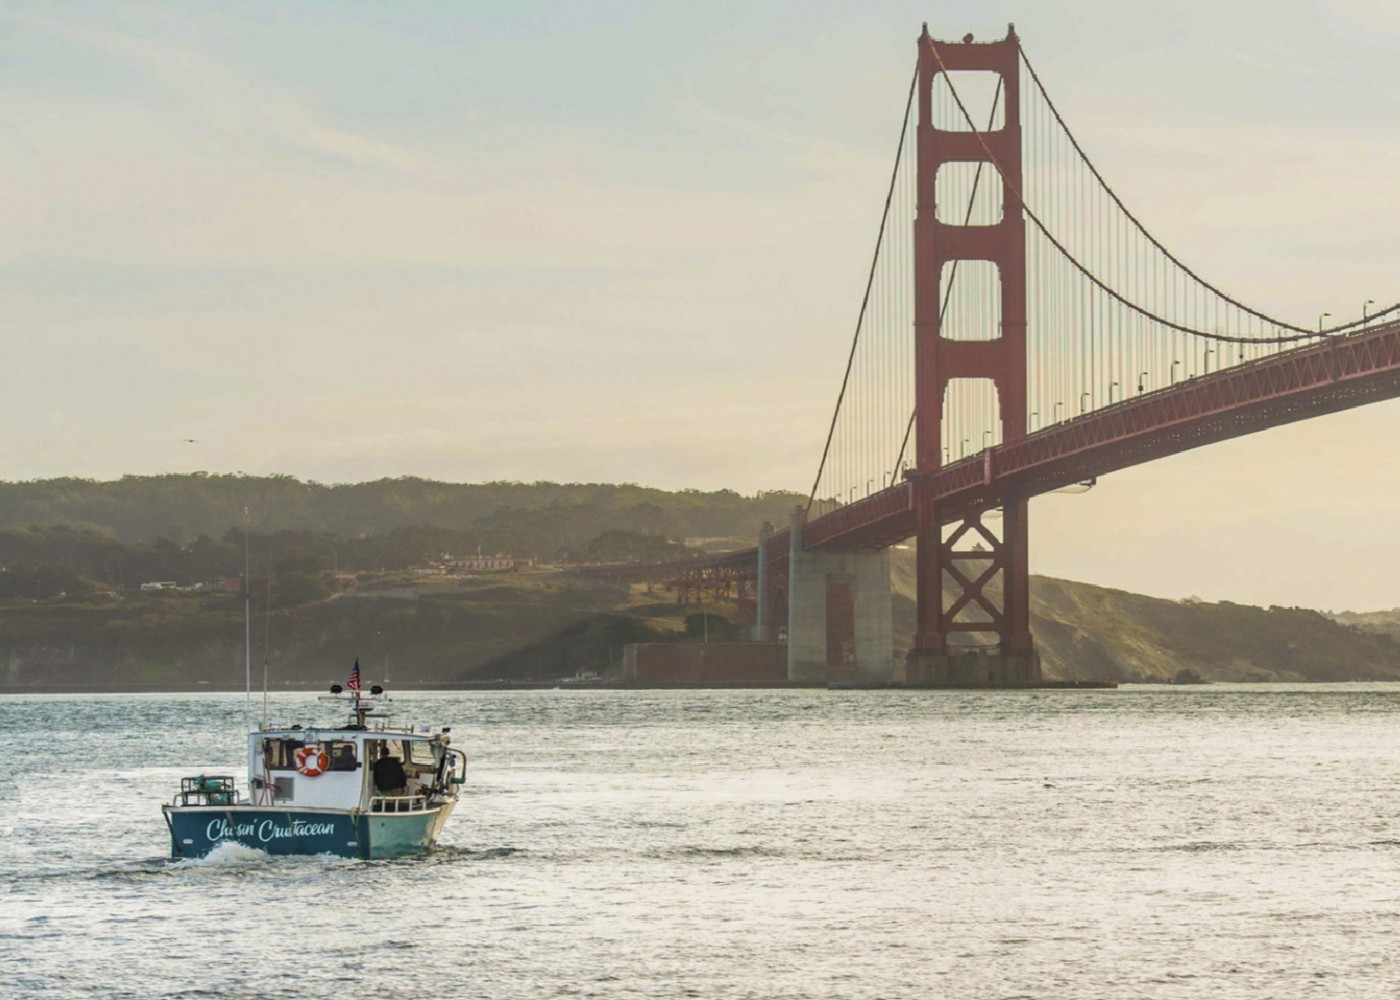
580 531 689 563
0 475 805 545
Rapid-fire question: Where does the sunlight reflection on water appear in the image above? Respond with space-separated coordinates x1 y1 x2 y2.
4 685 1400 998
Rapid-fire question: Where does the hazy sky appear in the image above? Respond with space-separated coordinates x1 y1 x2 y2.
1 1 1398 610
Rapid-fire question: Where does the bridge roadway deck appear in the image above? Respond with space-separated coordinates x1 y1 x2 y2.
581 319 1400 582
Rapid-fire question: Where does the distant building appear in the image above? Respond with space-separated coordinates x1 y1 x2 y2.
436 552 534 573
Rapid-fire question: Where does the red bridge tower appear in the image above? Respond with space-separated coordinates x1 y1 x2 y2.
908 25 1038 684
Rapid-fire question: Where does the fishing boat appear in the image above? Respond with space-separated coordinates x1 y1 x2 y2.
162 663 466 860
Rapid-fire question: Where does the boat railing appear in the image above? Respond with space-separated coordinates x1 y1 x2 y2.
370 794 428 814
174 775 240 807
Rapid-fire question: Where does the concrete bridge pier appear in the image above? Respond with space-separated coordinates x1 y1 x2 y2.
753 521 773 641
786 508 894 684
903 647 1041 687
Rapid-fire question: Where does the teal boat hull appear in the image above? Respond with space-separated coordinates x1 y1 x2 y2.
163 804 454 860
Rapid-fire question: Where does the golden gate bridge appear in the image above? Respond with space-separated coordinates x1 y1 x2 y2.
584 24 1400 686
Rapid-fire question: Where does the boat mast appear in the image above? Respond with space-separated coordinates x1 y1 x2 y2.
261 549 272 730
243 507 252 733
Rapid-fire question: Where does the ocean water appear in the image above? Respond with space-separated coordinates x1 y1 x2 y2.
3 685 1400 999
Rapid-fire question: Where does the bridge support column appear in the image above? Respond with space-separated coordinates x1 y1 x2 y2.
786 509 894 684
754 521 773 641
1003 498 1033 656
902 496 1040 687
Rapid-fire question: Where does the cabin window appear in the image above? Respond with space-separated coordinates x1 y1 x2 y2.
325 741 358 771
407 741 436 767
374 739 404 762
263 738 304 771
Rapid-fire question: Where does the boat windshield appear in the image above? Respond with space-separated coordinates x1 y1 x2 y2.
262 737 359 772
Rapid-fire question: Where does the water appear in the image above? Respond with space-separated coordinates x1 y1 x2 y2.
4 685 1400 998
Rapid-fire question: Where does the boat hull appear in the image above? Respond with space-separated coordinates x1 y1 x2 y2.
162 804 454 860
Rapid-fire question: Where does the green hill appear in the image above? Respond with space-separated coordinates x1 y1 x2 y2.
0 474 1396 690
1327 607 1400 638
886 550 1400 683
0 474 804 557
1027 577 1400 682
3 563 1398 690
0 570 651 691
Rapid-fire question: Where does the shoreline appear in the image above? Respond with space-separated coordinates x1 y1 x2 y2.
2 679 1301 694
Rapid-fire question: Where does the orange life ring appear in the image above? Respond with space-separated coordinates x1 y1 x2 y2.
295 746 329 777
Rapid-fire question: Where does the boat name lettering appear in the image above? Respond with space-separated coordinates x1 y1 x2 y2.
205 818 338 842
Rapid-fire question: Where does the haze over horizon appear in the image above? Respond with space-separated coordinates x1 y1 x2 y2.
2 0 1399 610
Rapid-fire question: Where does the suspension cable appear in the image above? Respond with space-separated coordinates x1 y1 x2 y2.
929 40 1399 343
1020 48 1399 338
806 64 918 514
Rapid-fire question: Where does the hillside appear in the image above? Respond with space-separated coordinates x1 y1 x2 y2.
0 474 1397 690
0 474 803 557
1327 608 1400 638
885 551 1400 683
1027 578 1400 682
0 571 653 691
3 561 1399 690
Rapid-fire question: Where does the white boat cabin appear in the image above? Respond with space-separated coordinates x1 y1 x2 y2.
248 725 460 814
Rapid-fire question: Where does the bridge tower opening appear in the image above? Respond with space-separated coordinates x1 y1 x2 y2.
908 25 1038 685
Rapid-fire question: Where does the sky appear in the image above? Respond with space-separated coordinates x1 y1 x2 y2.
0 0 1398 610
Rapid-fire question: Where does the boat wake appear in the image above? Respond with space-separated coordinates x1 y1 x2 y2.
406 844 519 865
171 840 272 867
154 840 364 876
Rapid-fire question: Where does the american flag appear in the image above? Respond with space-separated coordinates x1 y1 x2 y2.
347 658 361 692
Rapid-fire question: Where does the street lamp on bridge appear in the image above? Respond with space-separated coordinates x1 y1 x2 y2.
1171 359 1181 384
1053 401 1064 422
1364 299 1376 325
1108 381 1119 404
1080 391 1091 413
1138 371 1149 394
1204 347 1214 374
960 438 970 458
1030 410 1039 429
1319 311 1331 334
982 430 992 450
